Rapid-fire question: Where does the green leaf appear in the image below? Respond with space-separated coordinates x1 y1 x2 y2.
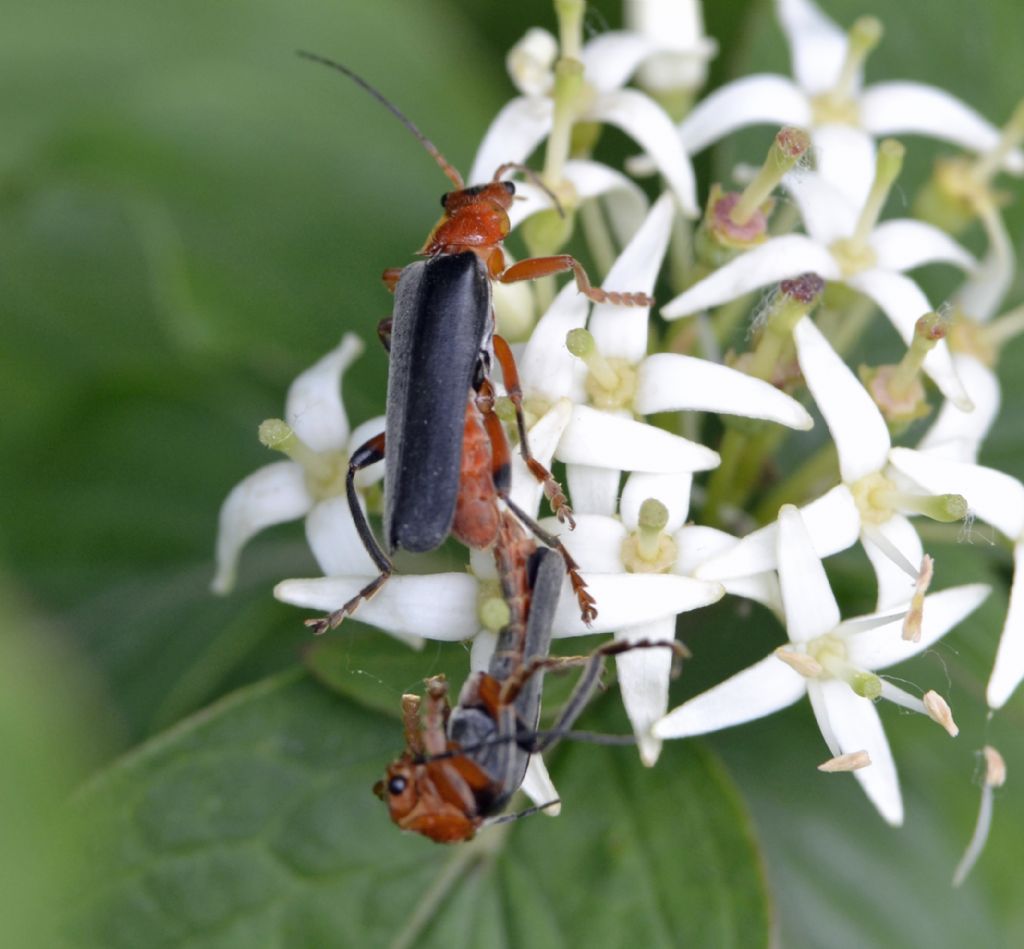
64 671 771 948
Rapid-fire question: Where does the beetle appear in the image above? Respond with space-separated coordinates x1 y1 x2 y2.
375 514 686 843
297 53 653 635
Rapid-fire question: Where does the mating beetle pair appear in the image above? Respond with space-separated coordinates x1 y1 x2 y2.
298 53 661 838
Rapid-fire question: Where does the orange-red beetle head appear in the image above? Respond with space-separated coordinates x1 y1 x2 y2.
375 757 482 844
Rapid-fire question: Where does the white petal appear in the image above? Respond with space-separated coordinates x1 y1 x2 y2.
304 496 377 576
509 399 573 517
888 447 1024 541
988 542 1024 709
793 316 890 482
697 483 860 580
661 235 840 319
844 583 991 670
588 89 698 216
777 504 841 643
581 31 653 93
508 159 650 238
211 461 312 594
809 124 877 212
552 573 724 637
783 166 859 245
469 96 554 187
678 74 811 154
565 463 622 517
286 334 363 452
564 159 650 237
636 353 813 429
621 472 692 532
869 220 976 273
615 616 677 766
506 28 557 97
273 573 479 642
861 513 922 612
520 756 560 812
655 653 806 737
557 404 720 472
347 415 387 489
811 678 903 825
547 514 628 573
860 82 1024 174
518 281 590 402
470 629 497 672
776 0 850 95
674 525 782 614
918 355 1000 463
846 269 971 410
589 192 675 363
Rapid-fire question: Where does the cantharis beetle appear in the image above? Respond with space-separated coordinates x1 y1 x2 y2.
297 53 653 635
375 514 685 843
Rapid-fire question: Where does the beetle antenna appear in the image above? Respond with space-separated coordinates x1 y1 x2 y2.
491 161 566 218
481 799 561 829
297 50 465 190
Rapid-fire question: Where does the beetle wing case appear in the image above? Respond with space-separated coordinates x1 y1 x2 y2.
449 548 565 811
384 252 491 553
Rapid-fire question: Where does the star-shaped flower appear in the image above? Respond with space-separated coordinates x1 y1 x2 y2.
697 317 969 615
212 334 384 595
655 504 989 825
674 0 1023 208
469 27 699 215
918 212 1017 463
663 146 977 408
888 448 1024 709
540 470 773 765
517 192 815 513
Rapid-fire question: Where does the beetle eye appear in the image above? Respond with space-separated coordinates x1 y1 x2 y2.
502 181 516 196
388 775 408 796
440 192 450 209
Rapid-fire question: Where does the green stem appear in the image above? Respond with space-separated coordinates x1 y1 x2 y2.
827 295 877 357
755 440 838 522
703 428 747 526
579 197 617 278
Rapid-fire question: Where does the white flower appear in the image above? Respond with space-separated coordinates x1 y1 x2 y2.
469 29 698 215
918 212 1016 463
623 0 717 95
518 192 814 510
663 154 977 408
674 0 1023 208
540 470 734 765
698 317 963 611
656 504 990 825
211 334 384 595
888 448 1024 710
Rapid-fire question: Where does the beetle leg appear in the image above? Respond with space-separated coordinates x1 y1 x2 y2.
382 267 403 292
400 693 425 756
497 256 654 307
502 496 597 626
503 639 689 752
492 334 574 528
421 675 452 757
377 317 393 353
305 431 394 635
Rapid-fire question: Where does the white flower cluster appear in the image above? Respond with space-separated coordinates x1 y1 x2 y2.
213 0 1021 853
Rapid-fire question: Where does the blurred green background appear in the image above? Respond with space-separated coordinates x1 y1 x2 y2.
3 0 1023 946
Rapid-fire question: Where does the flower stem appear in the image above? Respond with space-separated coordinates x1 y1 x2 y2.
755 440 838 523
849 139 904 251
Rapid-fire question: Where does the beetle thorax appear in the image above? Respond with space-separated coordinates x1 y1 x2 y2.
421 183 513 256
